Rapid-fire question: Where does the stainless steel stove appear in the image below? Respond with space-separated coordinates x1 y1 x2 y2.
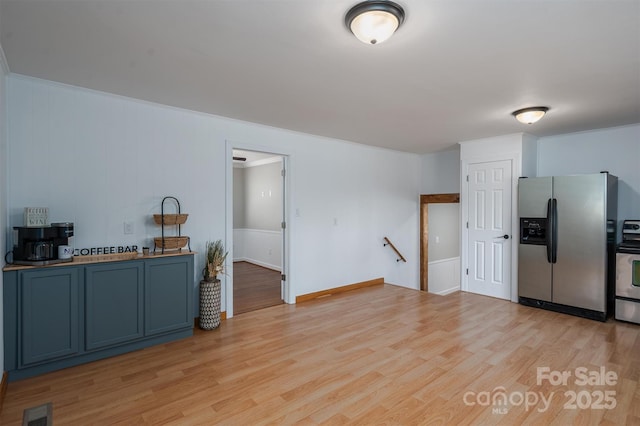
615 220 640 324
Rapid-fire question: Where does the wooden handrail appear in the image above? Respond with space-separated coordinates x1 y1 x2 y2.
383 237 407 263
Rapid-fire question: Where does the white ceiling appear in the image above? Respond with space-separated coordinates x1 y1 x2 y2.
1 1 638 154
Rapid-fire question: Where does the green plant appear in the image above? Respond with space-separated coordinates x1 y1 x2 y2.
203 239 228 282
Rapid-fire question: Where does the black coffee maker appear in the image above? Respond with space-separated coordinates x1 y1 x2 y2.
13 222 74 265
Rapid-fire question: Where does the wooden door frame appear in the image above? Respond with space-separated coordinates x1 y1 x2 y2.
420 193 460 292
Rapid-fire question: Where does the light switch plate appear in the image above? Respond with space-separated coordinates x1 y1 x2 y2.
124 221 134 234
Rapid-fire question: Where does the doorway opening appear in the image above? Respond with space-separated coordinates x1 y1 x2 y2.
420 193 460 293
232 149 286 314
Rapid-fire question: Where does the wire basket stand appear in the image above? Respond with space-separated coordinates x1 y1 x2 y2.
154 196 191 254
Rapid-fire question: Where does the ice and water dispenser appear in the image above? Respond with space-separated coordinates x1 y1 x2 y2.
520 218 548 245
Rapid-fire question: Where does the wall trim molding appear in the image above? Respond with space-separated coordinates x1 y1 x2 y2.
234 258 280 272
232 228 282 271
234 228 281 235
0 371 8 415
427 256 460 295
296 277 384 303
435 287 459 296
194 311 227 328
427 256 460 266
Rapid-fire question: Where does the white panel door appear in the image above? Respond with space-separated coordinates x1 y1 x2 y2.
467 160 512 300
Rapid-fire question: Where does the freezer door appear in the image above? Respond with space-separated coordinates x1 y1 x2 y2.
518 177 552 301
553 174 608 312
519 177 552 218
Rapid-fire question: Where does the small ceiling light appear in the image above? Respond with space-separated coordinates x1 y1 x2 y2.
512 107 550 124
345 1 405 45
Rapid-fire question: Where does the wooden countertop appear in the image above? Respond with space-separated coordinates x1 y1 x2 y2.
2 250 196 272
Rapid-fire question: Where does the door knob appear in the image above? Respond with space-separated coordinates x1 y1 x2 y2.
495 234 509 239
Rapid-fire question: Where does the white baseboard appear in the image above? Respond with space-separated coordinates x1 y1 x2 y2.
234 257 281 272
233 228 282 270
428 256 460 295
435 287 460 296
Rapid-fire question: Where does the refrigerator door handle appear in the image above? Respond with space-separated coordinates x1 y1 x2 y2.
546 198 553 263
551 198 558 264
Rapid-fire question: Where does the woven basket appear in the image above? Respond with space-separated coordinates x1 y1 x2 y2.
154 236 189 250
153 214 189 225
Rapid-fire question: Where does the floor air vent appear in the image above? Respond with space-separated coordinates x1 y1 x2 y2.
22 402 53 426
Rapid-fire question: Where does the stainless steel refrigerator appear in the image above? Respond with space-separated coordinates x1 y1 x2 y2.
518 172 617 321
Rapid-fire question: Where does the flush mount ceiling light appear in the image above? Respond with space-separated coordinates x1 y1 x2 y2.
345 1 405 45
512 106 550 124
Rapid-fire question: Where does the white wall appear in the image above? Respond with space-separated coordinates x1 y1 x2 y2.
428 257 460 295
537 124 640 225
428 203 459 262
232 167 245 228
242 161 282 231
421 147 460 194
6 75 421 315
233 228 281 271
0 40 8 379
233 160 283 270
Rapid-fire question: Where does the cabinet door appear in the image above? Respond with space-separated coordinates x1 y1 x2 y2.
85 262 144 351
145 256 193 336
21 268 80 366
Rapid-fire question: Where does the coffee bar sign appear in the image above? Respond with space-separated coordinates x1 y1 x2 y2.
75 245 139 256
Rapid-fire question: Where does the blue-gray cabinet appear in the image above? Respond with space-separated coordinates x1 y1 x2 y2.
145 257 191 335
3 253 194 381
21 267 80 366
85 262 144 351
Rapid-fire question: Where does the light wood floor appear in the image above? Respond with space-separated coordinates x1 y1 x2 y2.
233 261 283 315
1 285 639 425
